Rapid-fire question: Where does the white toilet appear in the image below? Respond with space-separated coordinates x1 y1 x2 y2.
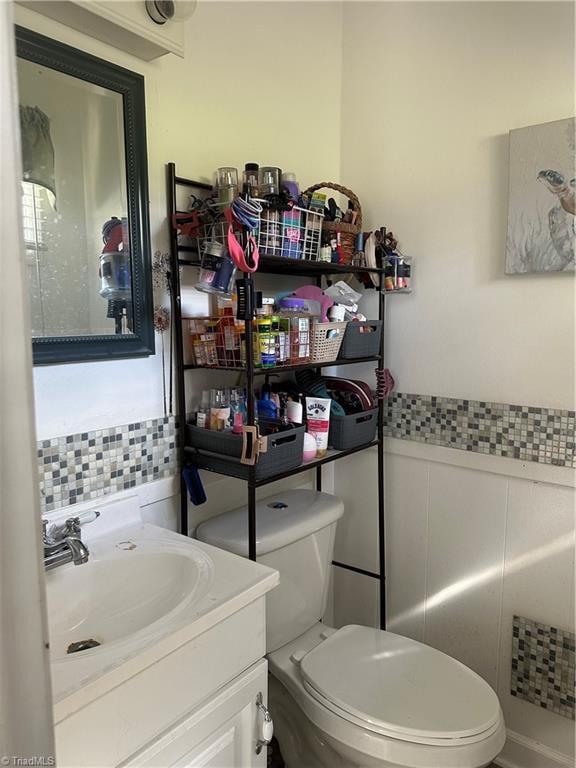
196 489 506 768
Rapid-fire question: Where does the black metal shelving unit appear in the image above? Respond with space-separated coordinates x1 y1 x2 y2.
167 163 387 629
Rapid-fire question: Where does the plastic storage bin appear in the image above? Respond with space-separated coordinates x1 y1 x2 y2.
186 422 305 481
339 321 383 360
329 408 379 450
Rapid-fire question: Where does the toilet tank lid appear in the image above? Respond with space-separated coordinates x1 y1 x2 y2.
195 489 344 557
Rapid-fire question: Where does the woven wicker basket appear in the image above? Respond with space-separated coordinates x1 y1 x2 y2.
303 182 362 264
310 321 348 363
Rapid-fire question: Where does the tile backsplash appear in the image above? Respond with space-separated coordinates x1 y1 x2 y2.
384 393 575 468
37 393 574 514
38 416 176 513
511 615 575 720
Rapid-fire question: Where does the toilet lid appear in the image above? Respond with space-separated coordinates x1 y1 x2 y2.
300 626 501 743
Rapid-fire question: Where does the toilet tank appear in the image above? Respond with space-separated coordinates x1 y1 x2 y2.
195 489 344 652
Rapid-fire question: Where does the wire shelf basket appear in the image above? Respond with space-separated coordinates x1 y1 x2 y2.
256 205 324 261
187 315 312 370
176 200 324 263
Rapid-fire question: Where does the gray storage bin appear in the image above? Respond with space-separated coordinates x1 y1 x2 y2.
186 422 305 481
329 408 379 450
339 320 382 359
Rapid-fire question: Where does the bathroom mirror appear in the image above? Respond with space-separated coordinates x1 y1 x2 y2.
16 26 154 364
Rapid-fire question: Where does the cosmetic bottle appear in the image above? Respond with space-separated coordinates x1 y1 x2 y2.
216 167 238 204
278 298 311 362
230 389 247 434
286 396 303 424
281 172 300 202
243 163 259 197
259 167 281 196
196 390 211 428
210 389 230 431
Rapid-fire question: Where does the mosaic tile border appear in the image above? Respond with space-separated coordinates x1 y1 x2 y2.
384 393 575 468
37 416 177 513
511 615 575 720
37 394 574 512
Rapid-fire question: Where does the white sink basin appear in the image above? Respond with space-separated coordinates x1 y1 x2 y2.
43 499 278 713
46 534 214 662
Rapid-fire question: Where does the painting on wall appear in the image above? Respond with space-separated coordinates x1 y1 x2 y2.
506 117 575 274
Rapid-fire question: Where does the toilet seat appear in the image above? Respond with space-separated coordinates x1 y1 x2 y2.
298 625 502 747
268 623 506 767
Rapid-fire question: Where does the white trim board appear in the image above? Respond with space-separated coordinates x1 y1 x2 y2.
495 730 574 768
384 438 576 489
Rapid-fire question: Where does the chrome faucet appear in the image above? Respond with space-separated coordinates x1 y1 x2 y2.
42 516 91 571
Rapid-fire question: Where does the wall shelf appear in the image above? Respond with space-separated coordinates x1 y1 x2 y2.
167 162 387 630
178 254 385 277
182 355 382 374
185 440 379 488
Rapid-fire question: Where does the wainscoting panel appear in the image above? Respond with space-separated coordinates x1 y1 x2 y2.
497 478 575 759
332 563 379 630
384 453 429 643
425 463 508 688
333 448 380 574
333 441 576 768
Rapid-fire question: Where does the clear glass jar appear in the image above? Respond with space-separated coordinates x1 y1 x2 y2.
209 388 230 431
216 167 238 204
258 166 281 197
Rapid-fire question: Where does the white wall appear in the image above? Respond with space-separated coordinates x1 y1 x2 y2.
336 5 576 766
340 1 575 410
17 1 343 439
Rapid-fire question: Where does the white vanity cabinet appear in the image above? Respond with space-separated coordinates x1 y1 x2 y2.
54 593 274 767
122 660 268 768
47 517 279 768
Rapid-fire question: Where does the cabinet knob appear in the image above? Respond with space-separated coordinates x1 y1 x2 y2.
255 692 274 755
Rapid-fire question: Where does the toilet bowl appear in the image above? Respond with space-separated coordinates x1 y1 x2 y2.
267 623 505 768
196 490 505 768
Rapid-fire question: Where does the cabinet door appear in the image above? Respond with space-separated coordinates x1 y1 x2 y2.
121 660 268 768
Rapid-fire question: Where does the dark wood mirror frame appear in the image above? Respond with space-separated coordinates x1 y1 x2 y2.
16 26 155 365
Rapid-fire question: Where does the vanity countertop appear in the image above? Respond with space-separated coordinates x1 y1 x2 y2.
47 520 279 724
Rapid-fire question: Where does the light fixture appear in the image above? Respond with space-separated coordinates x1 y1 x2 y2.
145 0 197 25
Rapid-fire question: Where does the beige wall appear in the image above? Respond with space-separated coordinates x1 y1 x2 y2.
340 1 575 410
